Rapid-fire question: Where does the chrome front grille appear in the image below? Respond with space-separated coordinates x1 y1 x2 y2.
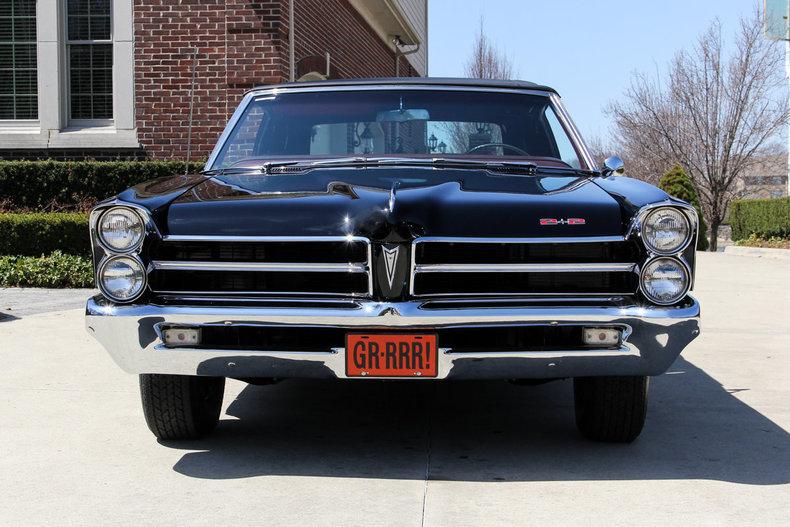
410 237 641 297
148 236 373 297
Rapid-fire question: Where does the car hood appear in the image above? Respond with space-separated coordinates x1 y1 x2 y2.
157 167 625 241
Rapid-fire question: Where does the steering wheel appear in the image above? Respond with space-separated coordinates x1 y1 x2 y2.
466 143 530 156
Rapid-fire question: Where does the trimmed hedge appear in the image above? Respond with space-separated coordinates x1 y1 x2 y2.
728 196 790 241
0 252 94 288
0 160 203 212
0 213 90 256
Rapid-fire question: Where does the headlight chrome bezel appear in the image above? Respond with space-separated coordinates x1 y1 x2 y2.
96 206 146 254
629 202 698 306
90 202 155 303
639 256 691 306
96 254 148 303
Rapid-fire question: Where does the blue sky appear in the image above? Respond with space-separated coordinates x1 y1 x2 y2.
428 0 759 142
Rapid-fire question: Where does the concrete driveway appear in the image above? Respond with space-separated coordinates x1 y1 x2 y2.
1 252 788 526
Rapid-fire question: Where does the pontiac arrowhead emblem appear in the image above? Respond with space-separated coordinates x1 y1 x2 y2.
382 246 400 288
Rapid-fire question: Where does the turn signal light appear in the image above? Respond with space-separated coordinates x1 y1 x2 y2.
583 327 621 347
162 328 201 347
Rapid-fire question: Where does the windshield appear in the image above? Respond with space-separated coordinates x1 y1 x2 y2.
210 89 585 170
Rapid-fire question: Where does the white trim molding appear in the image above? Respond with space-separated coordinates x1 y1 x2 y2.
347 0 427 75
0 0 138 151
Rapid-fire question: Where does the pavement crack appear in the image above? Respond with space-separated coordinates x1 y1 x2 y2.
420 384 436 527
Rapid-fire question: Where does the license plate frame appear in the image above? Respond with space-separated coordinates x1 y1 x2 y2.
345 333 439 378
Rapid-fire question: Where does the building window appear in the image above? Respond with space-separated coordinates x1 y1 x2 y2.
66 0 112 121
0 0 37 120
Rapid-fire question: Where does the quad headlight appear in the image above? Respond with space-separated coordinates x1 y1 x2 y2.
642 207 691 255
97 255 147 302
640 257 689 305
97 207 145 252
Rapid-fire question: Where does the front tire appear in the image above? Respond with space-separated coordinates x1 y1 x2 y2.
573 376 648 443
139 374 225 440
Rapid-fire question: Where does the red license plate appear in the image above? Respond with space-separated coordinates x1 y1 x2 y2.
346 333 438 378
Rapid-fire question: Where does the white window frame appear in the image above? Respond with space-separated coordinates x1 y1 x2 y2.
63 0 115 127
0 0 138 150
0 0 40 133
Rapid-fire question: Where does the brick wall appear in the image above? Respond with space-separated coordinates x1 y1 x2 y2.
292 0 416 79
134 0 418 161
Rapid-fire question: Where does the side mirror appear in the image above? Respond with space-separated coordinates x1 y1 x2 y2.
602 156 625 176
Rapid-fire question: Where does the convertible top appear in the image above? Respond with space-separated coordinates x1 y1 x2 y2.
249 77 559 95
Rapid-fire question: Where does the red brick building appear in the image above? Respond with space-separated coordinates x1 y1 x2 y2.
0 0 428 160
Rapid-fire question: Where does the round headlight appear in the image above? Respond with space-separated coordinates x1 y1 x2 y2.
98 207 145 252
642 207 691 255
98 256 146 302
640 257 689 305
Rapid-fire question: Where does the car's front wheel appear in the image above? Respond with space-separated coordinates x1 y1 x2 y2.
139 374 225 440
573 375 648 443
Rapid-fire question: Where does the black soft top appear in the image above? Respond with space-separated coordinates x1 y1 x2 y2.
249 77 558 95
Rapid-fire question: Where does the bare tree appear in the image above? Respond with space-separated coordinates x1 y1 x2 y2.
586 134 618 165
606 11 789 250
465 17 515 79
441 19 515 153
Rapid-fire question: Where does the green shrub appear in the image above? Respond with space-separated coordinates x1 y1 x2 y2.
658 165 709 251
0 160 203 212
0 213 90 256
729 196 790 241
0 251 94 288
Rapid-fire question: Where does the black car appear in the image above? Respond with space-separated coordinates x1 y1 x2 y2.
85 78 700 443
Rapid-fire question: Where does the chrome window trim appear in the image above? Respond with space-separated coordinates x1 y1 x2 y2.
205 91 256 170
249 85 555 97
204 85 591 171
548 93 597 170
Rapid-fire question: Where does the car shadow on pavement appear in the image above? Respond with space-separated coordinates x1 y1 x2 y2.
168 357 789 485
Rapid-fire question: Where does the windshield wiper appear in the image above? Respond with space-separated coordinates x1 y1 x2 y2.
204 157 599 177
260 157 541 173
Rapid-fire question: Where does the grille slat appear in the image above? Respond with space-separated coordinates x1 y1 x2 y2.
411 238 640 297
148 236 372 297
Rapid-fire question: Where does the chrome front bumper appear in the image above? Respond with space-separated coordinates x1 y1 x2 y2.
85 296 700 380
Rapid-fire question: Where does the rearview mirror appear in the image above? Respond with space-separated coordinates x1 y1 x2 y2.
602 156 625 176
376 108 430 123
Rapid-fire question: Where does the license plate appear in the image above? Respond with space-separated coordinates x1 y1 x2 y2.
346 333 438 378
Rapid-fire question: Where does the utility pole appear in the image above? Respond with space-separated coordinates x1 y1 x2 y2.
765 0 790 196
289 0 295 82
786 2 790 195
785 40 790 195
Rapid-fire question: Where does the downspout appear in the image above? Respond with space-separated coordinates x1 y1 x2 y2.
392 36 420 77
289 0 295 81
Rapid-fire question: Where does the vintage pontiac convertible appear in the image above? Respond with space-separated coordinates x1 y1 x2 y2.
85 78 700 442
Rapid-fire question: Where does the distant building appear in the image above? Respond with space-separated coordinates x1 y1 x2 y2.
0 0 428 161
737 152 788 199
